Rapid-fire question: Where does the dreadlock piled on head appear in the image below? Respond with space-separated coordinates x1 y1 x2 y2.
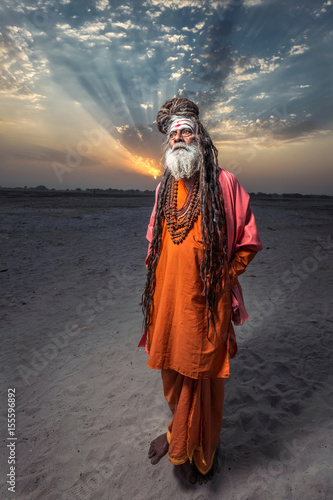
141 97 229 342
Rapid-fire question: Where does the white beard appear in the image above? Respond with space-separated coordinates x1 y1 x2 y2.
164 142 200 180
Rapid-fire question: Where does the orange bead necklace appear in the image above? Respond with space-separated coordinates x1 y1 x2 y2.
163 176 200 244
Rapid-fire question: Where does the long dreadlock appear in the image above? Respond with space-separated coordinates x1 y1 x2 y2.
141 97 229 343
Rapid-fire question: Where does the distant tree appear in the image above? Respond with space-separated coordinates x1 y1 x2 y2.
282 193 302 198
256 191 268 197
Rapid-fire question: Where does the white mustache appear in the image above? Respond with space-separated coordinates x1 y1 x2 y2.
172 143 189 152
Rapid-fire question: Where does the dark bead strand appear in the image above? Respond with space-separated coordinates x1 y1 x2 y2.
163 177 200 244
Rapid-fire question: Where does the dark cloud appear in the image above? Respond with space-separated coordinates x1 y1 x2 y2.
274 119 320 141
192 1 242 91
115 125 164 160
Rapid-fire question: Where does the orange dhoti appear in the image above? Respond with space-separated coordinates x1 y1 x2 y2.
162 368 225 475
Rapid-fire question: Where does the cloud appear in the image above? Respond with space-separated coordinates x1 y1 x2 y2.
0 29 47 106
273 119 320 141
182 21 205 33
256 57 280 74
234 55 280 75
162 34 186 43
203 105 325 146
113 20 139 30
54 20 135 45
111 123 163 161
236 73 258 82
144 0 203 9
313 0 333 17
116 125 130 134
96 0 109 11
218 105 234 113
177 44 192 51
170 68 187 80
146 10 162 19
289 44 310 56
243 0 264 6
140 103 153 109
254 92 269 99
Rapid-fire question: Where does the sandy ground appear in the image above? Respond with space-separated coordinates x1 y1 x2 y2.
1 190 333 500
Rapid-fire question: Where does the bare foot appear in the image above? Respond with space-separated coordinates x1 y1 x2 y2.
174 460 199 485
174 446 220 485
197 469 208 485
198 447 219 483
148 433 169 465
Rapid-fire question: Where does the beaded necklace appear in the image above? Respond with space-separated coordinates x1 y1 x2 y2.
163 176 200 244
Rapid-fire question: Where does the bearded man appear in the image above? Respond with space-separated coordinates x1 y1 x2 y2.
139 97 263 484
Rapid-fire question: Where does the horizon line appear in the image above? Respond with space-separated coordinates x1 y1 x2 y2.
0 186 332 198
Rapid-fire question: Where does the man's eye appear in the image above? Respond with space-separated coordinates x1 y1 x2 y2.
182 129 192 136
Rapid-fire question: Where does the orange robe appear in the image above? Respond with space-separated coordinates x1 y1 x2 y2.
147 179 256 379
146 179 256 474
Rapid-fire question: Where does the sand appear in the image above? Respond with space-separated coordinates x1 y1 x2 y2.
1 190 333 500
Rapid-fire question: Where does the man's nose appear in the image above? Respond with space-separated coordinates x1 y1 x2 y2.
174 130 183 142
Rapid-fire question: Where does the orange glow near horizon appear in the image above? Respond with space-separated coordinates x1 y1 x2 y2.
128 153 163 179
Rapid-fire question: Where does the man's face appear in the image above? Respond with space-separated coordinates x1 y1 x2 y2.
168 128 195 149
165 127 200 180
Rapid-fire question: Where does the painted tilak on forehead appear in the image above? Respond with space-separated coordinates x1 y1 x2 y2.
169 116 195 135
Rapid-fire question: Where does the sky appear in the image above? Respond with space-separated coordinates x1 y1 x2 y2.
0 0 332 194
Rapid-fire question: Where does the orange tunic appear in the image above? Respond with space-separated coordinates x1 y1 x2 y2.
147 179 255 379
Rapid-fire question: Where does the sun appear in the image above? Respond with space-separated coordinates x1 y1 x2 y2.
116 142 162 179
129 154 162 179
